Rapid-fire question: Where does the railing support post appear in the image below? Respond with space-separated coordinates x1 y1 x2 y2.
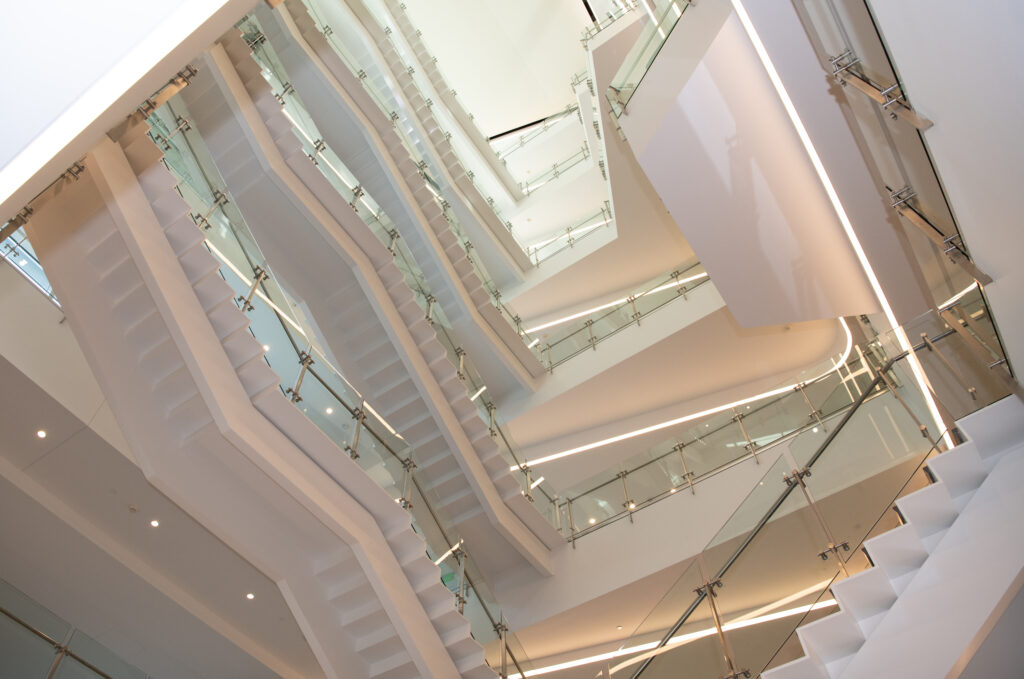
784 468 850 577
285 352 313 403
732 407 759 464
695 579 749 679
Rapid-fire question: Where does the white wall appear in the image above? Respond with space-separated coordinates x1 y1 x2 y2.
0 0 256 219
621 9 879 327
867 0 1024 375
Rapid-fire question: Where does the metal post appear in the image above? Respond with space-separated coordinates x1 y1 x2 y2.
455 347 466 380
922 333 977 400
522 465 534 502
496 616 508 679
673 442 695 494
285 352 313 403
387 228 399 255
345 403 365 459
784 469 850 577
567 498 577 548
398 457 416 509
236 266 267 312
877 367 934 444
190 190 228 230
940 306 1024 402
732 407 759 464
796 383 826 432
695 579 749 679
454 546 467 614
487 402 497 437
586 319 597 350
619 471 635 523
425 295 436 324
628 294 640 325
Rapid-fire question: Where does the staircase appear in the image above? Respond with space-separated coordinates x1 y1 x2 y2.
259 2 543 384
369 0 524 204
26 118 492 678
764 395 1024 679
180 32 559 578
311 0 530 269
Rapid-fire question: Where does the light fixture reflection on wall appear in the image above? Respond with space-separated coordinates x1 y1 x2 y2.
507 599 838 678
728 0 949 448
514 319 852 471
36 430 46 439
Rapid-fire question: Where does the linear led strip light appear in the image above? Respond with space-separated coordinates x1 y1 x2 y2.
524 271 709 335
205 240 401 437
511 317 852 470
507 596 838 678
729 0 951 448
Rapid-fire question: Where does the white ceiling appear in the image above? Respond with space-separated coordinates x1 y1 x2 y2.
401 0 592 136
0 351 322 678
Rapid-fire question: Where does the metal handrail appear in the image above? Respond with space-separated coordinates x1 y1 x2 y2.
629 326 965 677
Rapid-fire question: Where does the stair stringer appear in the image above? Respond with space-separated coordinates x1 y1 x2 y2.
258 4 544 387
763 396 1024 679
308 0 530 270
347 0 524 204
184 37 561 570
26 135 476 679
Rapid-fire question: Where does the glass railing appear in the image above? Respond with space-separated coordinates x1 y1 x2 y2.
558 349 871 541
493 104 581 160
144 97 539 668
795 1 990 316
581 1 640 47
525 203 613 265
531 261 711 371
1 223 58 305
247 13 542 351
608 0 693 115
519 145 591 196
541 284 1014 547
231 20 564 503
600 302 1011 679
0 577 148 679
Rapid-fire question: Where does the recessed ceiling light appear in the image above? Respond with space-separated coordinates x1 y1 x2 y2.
588 517 596 525
616 625 623 630
325 407 334 415
670 488 677 494
18 259 28 267
150 519 160 528
246 592 255 600
36 430 46 439
628 502 636 510
262 344 270 351
812 427 819 433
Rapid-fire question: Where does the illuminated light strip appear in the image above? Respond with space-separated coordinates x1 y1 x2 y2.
527 217 612 252
938 281 979 310
729 0 950 448
527 338 541 349
432 538 463 565
530 475 546 489
523 272 709 334
512 318 852 470
205 241 402 438
507 599 838 678
469 385 488 401
0 0 235 207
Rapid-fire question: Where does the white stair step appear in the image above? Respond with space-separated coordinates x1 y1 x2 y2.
796 609 863 665
893 482 957 541
830 567 896 624
862 524 927 582
926 441 986 498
